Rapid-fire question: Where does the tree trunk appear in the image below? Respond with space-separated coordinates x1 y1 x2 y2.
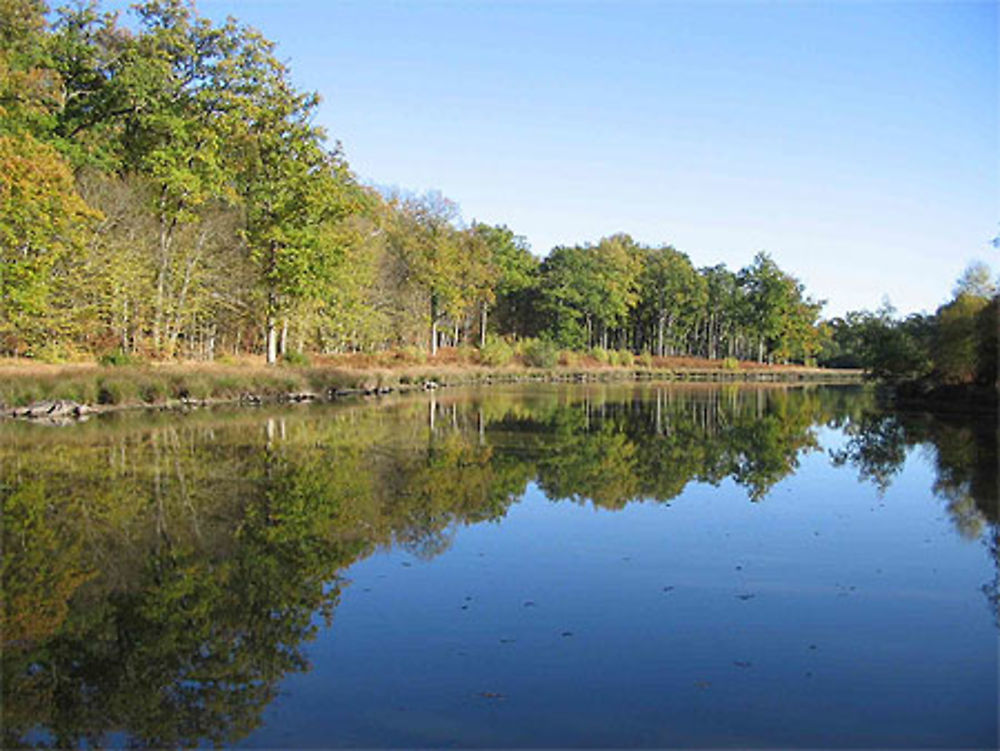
153 217 171 355
430 295 439 356
266 319 278 364
166 228 209 357
120 298 129 351
266 291 278 364
480 302 488 348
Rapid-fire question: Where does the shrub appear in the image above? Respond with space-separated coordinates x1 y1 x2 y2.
638 352 654 368
282 349 311 366
400 345 427 365
181 375 213 400
479 336 514 366
613 349 634 367
521 338 559 368
97 376 139 405
454 345 477 364
722 357 740 371
212 375 243 397
56 376 99 405
138 376 168 403
98 348 139 367
32 342 77 364
589 347 611 364
1 381 42 407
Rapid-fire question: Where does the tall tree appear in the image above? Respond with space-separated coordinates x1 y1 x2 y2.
636 245 702 357
472 222 537 343
539 235 640 349
738 252 820 363
385 191 466 355
0 133 97 354
227 24 361 363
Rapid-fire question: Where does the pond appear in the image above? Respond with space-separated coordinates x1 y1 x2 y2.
2 384 997 748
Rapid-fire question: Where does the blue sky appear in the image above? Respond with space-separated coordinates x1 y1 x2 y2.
115 0 997 317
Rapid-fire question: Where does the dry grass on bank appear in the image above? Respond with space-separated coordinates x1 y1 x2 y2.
0 349 858 410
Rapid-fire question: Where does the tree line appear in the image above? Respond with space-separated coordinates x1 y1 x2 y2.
819 261 998 390
1 0 827 365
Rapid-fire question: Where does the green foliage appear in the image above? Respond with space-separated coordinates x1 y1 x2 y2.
636 245 704 357
0 133 98 354
96 374 139 405
282 349 311 367
864 312 933 383
953 262 997 299
474 223 539 338
612 349 634 367
0 0 842 368
99 348 141 367
722 357 740 371
136 375 166 403
737 252 823 363
479 335 514 366
400 345 428 364
819 312 867 368
520 338 559 368
589 347 611 364
826 264 998 389
975 297 998 387
934 293 991 385
538 235 641 350
29 341 81 364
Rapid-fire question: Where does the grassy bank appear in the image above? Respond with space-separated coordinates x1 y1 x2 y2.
0 351 863 412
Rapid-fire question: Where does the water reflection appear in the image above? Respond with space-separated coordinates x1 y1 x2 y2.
1 384 995 747
832 405 999 623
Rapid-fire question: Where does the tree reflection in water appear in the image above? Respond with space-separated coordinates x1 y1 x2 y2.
1 384 995 747
832 404 998 623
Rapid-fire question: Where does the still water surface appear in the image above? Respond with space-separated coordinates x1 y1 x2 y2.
2 384 997 748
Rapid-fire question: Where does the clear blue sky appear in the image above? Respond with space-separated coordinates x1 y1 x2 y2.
119 0 998 317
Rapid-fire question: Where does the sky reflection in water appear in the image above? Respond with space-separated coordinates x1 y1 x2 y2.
2 384 996 748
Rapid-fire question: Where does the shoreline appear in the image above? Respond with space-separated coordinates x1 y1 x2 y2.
0 359 864 418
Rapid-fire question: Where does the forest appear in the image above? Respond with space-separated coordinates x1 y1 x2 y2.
2 0 828 365
2 0 996 391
